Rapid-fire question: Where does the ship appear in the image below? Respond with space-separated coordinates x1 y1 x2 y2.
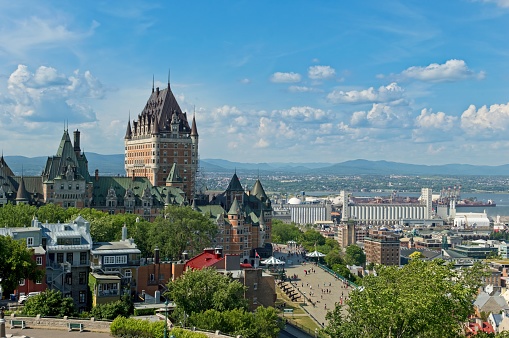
436 185 496 208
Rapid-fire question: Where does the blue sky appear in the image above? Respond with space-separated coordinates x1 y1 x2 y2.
1 1 509 165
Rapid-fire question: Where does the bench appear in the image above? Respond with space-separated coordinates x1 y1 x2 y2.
68 322 84 332
10 319 26 329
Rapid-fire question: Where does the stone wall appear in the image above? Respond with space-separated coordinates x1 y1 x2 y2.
10 314 110 332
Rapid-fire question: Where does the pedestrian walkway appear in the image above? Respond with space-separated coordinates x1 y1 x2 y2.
273 245 355 328
6 326 111 337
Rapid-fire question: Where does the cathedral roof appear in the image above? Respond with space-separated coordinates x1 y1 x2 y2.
251 179 268 200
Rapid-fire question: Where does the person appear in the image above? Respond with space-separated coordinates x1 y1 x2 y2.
0 306 4 319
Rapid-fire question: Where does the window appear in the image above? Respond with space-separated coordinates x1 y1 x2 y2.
80 252 88 265
36 256 43 265
66 253 73 264
79 291 86 303
66 273 72 285
115 256 127 264
149 274 155 282
253 283 258 291
19 279 25 286
57 253 64 263
79 272 86 285
26 237 34 246
36 277 42 284
124 269 132 280
104 256 115 265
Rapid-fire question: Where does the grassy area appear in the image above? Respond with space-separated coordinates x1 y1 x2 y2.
275 285 305 314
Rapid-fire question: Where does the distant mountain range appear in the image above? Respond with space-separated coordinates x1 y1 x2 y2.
4 154 509 177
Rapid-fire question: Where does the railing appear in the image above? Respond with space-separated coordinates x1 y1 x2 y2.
317 263 359 289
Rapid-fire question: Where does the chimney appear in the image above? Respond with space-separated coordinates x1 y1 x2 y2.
95 169 99 181
154 247 160 264
156 87 160 96
122 224 128 241
73 129 81 153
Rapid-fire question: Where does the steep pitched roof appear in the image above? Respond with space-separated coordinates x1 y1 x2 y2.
191 115 198 137
251 179 268 200
166 163 183 183
226 173 243 192
125 119 132 139
228 198 241 215
15 176 29 201
0 154 14 177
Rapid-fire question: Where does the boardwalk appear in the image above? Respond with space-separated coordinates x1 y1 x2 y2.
273 246 355 328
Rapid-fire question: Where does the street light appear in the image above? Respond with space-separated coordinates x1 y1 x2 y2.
163 299 169 338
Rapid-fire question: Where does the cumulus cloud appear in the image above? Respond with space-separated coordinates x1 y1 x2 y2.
401 59 485 82
349 103 410 128
211 105 243 119
327 82 404 104
461 103 509 133
277 106 329 122
415 108 457 130
308 65 336 80
4 64 102 123
270 72 301 83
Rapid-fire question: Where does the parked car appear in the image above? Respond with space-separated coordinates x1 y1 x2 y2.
18 292 40 304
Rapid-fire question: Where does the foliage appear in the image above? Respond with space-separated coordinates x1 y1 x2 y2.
149 205 217 260
0 235 43 292
110 316 165 338
169 327 208 338
23 289 75 317
408 251 425 260
301 229 326 251
190 306 283 338
133 307 156 316
324 259 487 338
271 220 302 244
332 264 355 282
344 245 366 266
91 292 133 320
0 203 37 228
165 268 247 324
324 249 344 267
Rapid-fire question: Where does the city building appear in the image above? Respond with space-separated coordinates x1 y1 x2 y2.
194 173 273 264
124 80 199 201
363 230 400 266
0 225 47 296
89 225 141 306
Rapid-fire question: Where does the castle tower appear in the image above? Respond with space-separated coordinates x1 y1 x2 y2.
124 77 198 201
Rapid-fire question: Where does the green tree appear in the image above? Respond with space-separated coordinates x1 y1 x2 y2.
301 229 325 251
23 289 75 317
325 249 345 267
165 268 247 324
0 203 37 228
91 291 133 320
0 235 43 292
344 245 366 266
271 220 302 244
324 259 486 338
36 203 79 223
149 206 217 260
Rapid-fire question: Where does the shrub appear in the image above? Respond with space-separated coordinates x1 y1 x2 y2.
169 327 208 338
133 307 156 316
110 316 165 338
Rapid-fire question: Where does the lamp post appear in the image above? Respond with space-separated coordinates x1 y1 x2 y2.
163 299 169 338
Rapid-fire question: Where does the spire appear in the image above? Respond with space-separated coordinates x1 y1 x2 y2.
125 112 132 139
152 75 155 93
16 176 29 203
168 68 171 88
191 112 198 137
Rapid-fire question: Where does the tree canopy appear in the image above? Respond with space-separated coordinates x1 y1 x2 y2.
324 259 486 338
149 205 217 260
344 245 366 266
0 235 43 292
23 289 75 317
271 220 302 244
165 267 247 321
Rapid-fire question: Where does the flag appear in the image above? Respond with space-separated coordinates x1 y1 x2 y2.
255 250 260 258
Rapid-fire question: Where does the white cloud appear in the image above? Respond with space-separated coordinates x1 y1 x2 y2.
277 106 329 122
327 82 404 104
270 72 301 83
401 59 485 82
211 105 242 119
415 108 457 130
288 86 321 93
4 64 102 123
426 144 446 155
461 103 509 134
308 65 336 80
240 78 250 84
0 16 98 57
349 103 410 128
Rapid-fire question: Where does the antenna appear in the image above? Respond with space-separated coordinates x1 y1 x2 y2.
168 68 171 88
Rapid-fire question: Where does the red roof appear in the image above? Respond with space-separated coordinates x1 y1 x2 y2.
240 263 253 268
185 248 224 270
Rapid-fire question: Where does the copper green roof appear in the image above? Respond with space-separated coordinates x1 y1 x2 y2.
251 179 268 200
228 198 241 215
166 163 182 183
